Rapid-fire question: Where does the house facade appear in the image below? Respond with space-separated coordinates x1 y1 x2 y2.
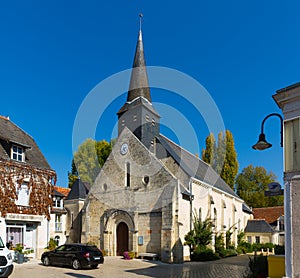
49 186 70 246
0 116 56 258
273 82 300 277
69 29 252 263
245 219 276 245
250 206 285 245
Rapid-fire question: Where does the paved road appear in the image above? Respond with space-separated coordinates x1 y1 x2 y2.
10 255 250 278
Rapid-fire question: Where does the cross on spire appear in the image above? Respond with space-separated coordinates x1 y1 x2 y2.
139 13 143 32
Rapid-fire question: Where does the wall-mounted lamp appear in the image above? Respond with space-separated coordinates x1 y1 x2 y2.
252 113 283 150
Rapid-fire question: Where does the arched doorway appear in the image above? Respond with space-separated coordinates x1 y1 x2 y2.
116 222 128 256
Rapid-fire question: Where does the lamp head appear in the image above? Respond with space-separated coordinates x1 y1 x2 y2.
252 133 272 150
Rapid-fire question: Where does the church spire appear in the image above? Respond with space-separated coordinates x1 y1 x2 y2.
127 14 151 102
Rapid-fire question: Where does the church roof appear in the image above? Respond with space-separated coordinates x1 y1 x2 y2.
118 30 153 116
157 134 241 199
127 30 151 102
0 115 53 170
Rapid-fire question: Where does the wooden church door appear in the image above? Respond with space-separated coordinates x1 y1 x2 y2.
116 222 129 256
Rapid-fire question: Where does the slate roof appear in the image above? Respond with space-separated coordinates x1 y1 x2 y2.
0 116 53 170
117 30 152 116
242 203 253 214
66 178 90 200
157 135 241 199
253 206 284 225
245 219 275 233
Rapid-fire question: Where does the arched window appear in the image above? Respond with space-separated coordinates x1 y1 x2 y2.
126 162 130 187
214 208 217 229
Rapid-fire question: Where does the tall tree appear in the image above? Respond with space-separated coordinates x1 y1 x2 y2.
220 130 239 189
202 133 215 165
235 165 283 208
215 131 226 175
202 130 238 190
69 138 112 187
68 159 78 188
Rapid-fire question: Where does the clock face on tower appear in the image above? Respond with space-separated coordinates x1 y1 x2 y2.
120 143 128 155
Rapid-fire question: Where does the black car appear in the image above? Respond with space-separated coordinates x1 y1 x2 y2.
41 243 104 270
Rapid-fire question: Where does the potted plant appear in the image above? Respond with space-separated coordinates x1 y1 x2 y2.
14 243 25 264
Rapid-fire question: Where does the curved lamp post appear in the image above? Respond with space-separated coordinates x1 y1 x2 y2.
252 113 283 150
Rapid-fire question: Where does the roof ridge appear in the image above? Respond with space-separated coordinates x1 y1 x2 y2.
0 115 9 121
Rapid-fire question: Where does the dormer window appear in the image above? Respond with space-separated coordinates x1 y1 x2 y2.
11 145 24 162
53 197 62 208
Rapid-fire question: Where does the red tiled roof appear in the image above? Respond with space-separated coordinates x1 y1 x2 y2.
54 186 71 197
253 206 284 224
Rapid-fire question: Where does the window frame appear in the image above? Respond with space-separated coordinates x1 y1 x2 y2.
11 145 25 162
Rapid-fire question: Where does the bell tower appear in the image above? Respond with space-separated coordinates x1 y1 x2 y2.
117 16 160 149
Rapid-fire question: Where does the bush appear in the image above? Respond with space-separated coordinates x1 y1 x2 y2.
274 245 285 255
217 248 237 258
191 246 220 261
244 255 268 278
128 251 135 259
251 243 275 252
214 234 225 254
237 241 252 254
47 238 57 251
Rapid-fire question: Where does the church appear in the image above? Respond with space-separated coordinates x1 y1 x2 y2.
65 27 252 263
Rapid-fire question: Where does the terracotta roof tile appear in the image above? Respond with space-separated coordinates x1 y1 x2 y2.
253 206 284 224
54 186 71 197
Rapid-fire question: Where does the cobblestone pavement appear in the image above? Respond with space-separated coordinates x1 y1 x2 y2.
11 255 250 278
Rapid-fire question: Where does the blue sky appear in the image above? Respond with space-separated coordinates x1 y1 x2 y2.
0 1 299 187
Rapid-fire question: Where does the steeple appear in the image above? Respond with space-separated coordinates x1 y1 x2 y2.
117 15 160 149
127 29 151 102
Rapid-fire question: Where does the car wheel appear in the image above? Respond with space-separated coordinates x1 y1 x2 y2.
42 256 51 266
72 258 81 270
91 264 98 269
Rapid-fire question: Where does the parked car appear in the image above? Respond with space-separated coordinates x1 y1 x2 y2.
0 237 13 277
41 243 104 270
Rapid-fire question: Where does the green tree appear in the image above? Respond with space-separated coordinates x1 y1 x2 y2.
96 140 112 167
220 130 239 189
68 159 79 188
235 165 283 208
202 133 215 165
215 131 226 174
69 138 112 186
202 130 238 190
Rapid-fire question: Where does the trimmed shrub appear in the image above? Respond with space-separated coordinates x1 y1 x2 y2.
191 246 220 261
274 245 285 255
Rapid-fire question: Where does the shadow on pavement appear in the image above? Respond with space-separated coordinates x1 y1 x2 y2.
65 273 95 278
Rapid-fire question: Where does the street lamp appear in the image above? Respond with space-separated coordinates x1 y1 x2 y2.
252 113 283 150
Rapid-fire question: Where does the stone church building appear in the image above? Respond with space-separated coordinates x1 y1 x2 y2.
66 29 252 263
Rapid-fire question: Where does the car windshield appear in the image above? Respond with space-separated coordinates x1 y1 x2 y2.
56 245 67 251
85 245 100 252
0 237 5 248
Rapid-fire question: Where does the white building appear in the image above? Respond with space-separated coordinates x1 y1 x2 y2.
0 116 56 258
